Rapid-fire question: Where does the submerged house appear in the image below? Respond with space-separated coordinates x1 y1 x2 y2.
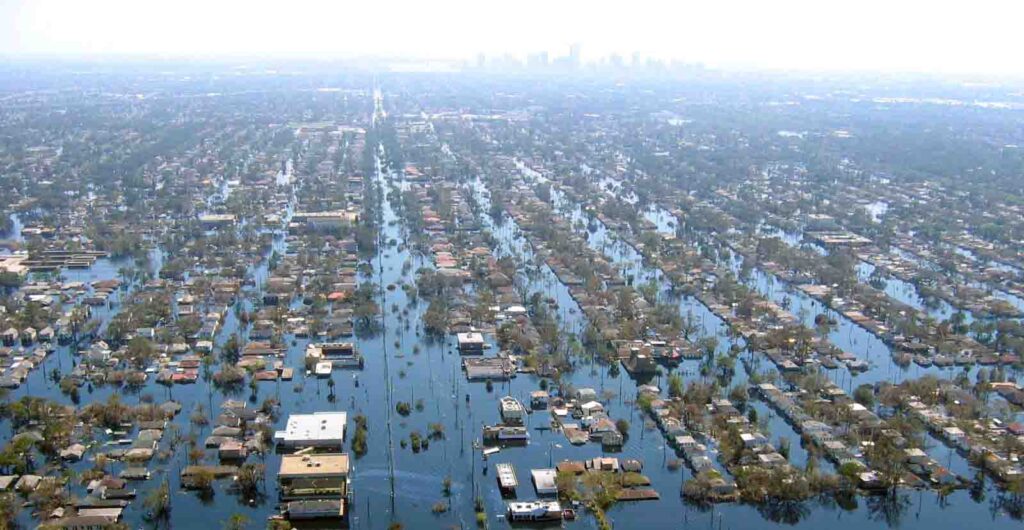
457 332 485 354
306 342 362 368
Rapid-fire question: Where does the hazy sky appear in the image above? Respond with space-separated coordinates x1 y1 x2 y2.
2 0 1022 75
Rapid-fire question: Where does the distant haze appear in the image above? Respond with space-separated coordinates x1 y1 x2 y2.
2 0 1022 75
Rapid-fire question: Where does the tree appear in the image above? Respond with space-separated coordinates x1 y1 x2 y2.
126 336 156 368
224 513 249 530
866 435 904 493
351 415 369 457
222 334 242 364
144 479 171 521
0 491 19 528
191 468 215 491
237 463 265 497
853 384 875 408
615 419 630 436
667 373 684 398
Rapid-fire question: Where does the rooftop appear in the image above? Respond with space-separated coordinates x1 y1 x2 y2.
279 453 350 478
274 411 347 447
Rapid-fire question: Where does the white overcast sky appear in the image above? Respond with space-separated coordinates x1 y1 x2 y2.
1 0 1021 75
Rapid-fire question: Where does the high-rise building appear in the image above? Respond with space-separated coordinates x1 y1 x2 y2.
527 51 549 70
568 43 582 69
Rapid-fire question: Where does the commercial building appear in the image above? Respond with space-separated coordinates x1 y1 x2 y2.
274 412 347 450
291 210 358 230
500 396 525 425
198 214 236 228
278 453 350 502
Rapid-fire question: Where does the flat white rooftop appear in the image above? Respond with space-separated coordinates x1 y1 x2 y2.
274 411 347 448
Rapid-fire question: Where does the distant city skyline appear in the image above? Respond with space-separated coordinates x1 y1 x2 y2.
2 0 1023 76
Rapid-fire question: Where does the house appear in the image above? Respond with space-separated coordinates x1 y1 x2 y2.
601 431 624 448
579 401 604 416
904 447 928 465
219 439 247 460
674 435 698 450
623 348 657 374
60 443 86 461
688 454 714 471
500 397 525 426
943 426 971 450
757 452 788 468
1 328 17 346
530 391 549 410
708 477 738 496
0 476 17 491
274 412 347 450
456 332 485 354
530 468 558 496
740 432 767 448
39 326 54 342
306 342 361 368
858 471 885 490
575 388 598 402
931 467 958 487
20 327 35 345
586 457 620 472
15 474 41 492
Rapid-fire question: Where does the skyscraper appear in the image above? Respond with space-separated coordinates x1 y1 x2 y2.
569 43 582 69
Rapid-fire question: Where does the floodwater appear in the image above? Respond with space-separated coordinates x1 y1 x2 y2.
3 135 1023 530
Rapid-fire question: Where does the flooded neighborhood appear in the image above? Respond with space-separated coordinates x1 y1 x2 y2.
1 61 1024 530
